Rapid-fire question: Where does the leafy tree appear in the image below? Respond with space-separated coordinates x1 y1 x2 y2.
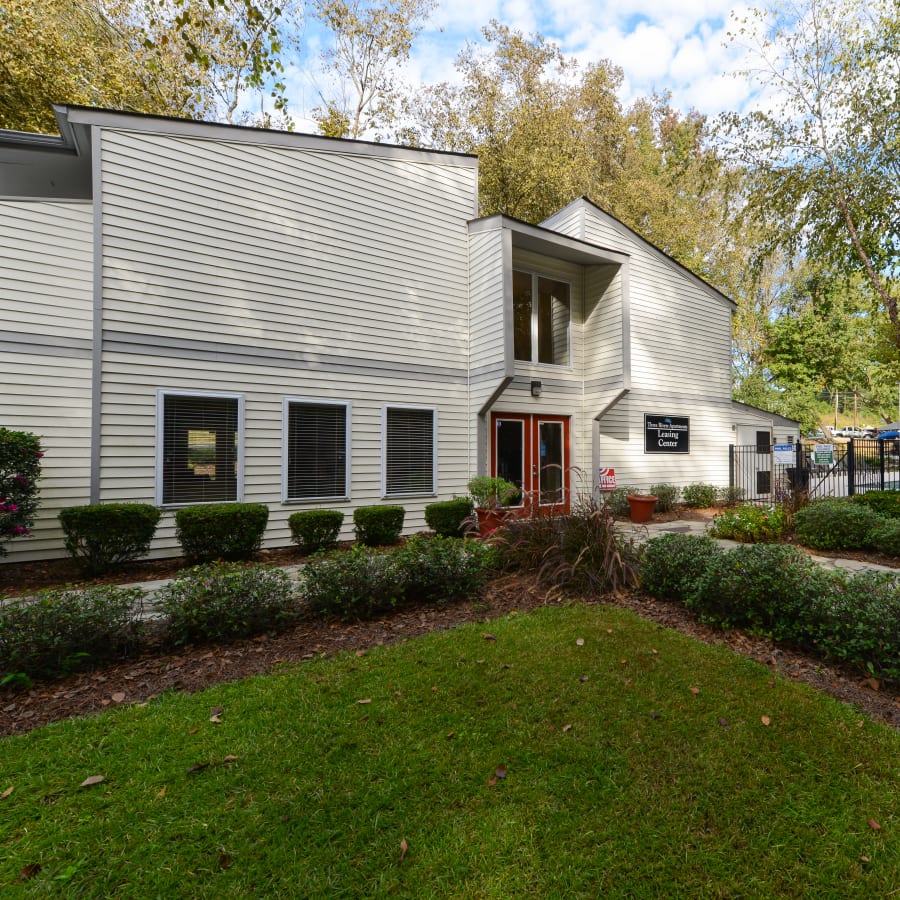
311 0 435 139
720 0 900 345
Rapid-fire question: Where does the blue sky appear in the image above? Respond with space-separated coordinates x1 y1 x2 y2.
284 0 757 131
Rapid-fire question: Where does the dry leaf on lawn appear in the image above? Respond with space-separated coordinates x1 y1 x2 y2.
19 863 41 881
80 775 105 788
357 698 372 705
868 819 881 831
399 838 408 862
761 715 771 726
1 786 13 800
157 786 167 799
495 764 507 779
576 638 584 646
690 687 700 695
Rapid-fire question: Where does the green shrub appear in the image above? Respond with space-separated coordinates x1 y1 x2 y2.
353 505 405 546
0 428 42 555
640 534 722 603
793 498 883 551
718 485 745 507
602 486 641 517
649 483 680 512
175 503 269 563
851 490 900 519
494 496 640 595
288 509 344 554
682 483 719 508
157 563 297 644
59 503 161 575
0 585 144 679
870 518 900 557
302 536 496 620
302 545 405 618
425 497 474 537
808 572 900 682
707 503 788 543
690 544 835 639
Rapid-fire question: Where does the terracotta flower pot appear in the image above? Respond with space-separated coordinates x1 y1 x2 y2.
476 508 505 537
626 494 658 524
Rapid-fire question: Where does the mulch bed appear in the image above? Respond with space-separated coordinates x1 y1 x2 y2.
1 509 898 736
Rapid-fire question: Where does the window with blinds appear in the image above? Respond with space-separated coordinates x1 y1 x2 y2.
161 393 240 505
385 407 435 495
285 400 349 500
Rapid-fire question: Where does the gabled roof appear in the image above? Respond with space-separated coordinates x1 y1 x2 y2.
543 197 736 311
732 401 801 428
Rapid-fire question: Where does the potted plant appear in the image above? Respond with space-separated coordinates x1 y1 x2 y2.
625 491 659 524
467 476 520 536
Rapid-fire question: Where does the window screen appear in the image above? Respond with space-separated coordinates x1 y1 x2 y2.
161 394 239 504
286 401 348 500
385 407 435 495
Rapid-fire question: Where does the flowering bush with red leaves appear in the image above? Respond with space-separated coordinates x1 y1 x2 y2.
0 428 42 555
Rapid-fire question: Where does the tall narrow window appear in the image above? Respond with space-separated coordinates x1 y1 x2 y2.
284 399 349 501
513 270 570 366
159 392 241 505
384 406 436 496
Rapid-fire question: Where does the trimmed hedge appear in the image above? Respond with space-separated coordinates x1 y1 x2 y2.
0 585 144 679
156 562 297 644
682 483 719 508
288 509 344 554
175 503 269 563
793 498 883 551
301 535 495 619
851 490 900 519
870 518 900 557
649 483 680 513
639 533 722 603
353 505 405 546
425 497 474 537
59 503 161 575
602 486 641 517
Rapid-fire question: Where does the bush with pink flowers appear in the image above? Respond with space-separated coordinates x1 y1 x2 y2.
0 428 43 556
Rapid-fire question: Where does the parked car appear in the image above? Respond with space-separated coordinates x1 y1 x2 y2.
835 426 866 439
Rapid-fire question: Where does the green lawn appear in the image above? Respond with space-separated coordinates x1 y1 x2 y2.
1 603 897 898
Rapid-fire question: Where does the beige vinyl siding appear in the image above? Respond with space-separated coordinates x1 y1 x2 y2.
541 205 584 240
584 264 623 387
100 353 467 557
468 226 507 390
100 130 474 370
580 206 732 400
596 391 733 490
0 202 93 562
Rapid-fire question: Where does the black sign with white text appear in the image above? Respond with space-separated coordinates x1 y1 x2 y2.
644 414 690 454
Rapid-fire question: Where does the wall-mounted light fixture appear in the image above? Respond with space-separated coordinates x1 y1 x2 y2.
530 379 542 398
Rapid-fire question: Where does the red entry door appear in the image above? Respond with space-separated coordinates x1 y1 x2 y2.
491 413 571 513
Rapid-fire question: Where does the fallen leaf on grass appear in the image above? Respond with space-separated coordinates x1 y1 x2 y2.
219 853 232 870
864 678 881 691
157 786 167 798
80 775 105 788
209 714 223 724
357 698 372 705
483 633 496 642
223 755 239 764
495 764 507 779
562 724 573 733
399 838 408 862
1 786 13 800
186 763 209 775
19 864 41 881
579 675 589 683
860 855 870 863
761 716 771 726
187 728 199 735
868 819 881 831
606 629 613 634
355 650 366 657
718 717 730 727
576 638 584 646
690 687 700 695
487 776 498 788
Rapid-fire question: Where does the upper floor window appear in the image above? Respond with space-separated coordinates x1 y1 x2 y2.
283 399 350 501
513 270 570 366
158 390 242 505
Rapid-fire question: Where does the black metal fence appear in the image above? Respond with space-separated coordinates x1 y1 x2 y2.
730 439 900 502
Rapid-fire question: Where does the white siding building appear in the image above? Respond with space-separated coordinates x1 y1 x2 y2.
0 107 796 563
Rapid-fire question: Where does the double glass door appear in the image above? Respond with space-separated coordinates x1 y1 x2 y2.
491 413 570 512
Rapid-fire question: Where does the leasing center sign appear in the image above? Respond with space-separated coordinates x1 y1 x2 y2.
644 414 690 454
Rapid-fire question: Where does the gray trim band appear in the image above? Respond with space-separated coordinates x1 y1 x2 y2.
0 331 92 356
103 331 468 384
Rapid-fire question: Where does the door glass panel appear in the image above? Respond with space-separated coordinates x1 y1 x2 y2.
496 419 525 506
538 421 564 504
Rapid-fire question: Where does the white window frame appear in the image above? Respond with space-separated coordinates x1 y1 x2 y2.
512 268 573 369
281 397 352 503
155 388 245 507
381 403 438 498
